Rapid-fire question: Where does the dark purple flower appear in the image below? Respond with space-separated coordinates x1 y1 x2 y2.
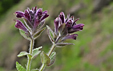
15 11 24 18
54 12 84 34
15 6 49 32
54 17 60 34
68 24 84 33
15 20 28 32
53 12 84 42
59 12 65 23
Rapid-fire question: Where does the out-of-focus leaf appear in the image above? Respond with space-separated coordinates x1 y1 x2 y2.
34 27 46 39
47 52 56 66
40 51 50 65
32 46 42 59
17 51 28 57
16 62 26 71
46 25 55 43
31 68 39 71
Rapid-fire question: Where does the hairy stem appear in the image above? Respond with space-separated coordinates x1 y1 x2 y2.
26 39 34 71
39 43 56 71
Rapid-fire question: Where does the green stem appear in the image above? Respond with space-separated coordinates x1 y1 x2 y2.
39 43 56 71
26 39 34 71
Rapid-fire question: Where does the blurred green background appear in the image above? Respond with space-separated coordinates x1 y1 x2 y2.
0 0 113 71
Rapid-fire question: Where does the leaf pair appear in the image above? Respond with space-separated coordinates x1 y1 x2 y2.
17 46 42 59
19 27 45 40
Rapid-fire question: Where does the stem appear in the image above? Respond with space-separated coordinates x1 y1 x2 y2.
39 43 56 71
48 43 56 56
26 39 34 71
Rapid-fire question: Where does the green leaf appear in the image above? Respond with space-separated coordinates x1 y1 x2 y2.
16 62 26 71
46 25 55 43
49 52 56 59
47 52 56 66
19 29 30 40
56 43 74 47
31 68 39 71
17 51 28 57
34 27 46 39
40 51 50 65
32 46 42 59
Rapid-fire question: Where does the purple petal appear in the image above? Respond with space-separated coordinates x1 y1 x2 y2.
43 10 48 14
62 34 78 40
73 18 80 25
24 10 31 21
15 11 24 18
35 8 42 17
59 12 65 23
40 13 49 21
68 24 84 33
15 20 28 32
54 17 60 34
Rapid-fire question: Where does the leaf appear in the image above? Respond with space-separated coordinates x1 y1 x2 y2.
47 52 56 66
56 43 74 47
19 29 31 40
17 51 28 57
31 68 39 71
34 27 46 39
46 25 55 43
16 62 26 71
32 46 42 59
40 51 50 65
49 52 56 59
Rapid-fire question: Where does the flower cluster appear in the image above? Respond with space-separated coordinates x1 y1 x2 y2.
15 7 49 39
50 12 84 45
15 6 85 71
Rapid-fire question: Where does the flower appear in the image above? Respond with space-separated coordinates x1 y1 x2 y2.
15 6 49 39
15 20 28 32
54 12 84 42
15 6 49 33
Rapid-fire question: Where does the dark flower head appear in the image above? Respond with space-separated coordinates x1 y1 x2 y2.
15 6 49 40
53 12 84 42
15 6 49 32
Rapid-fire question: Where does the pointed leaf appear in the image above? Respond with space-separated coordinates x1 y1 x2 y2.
40 51 50 65
47 52 56 66
56 43 74 47
46 25 55 43
32 46 42 59
49 52 56 59
17 51 28 57
34 27 46 39
19 29 31 40
16 62 26 71
31 68 39 71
